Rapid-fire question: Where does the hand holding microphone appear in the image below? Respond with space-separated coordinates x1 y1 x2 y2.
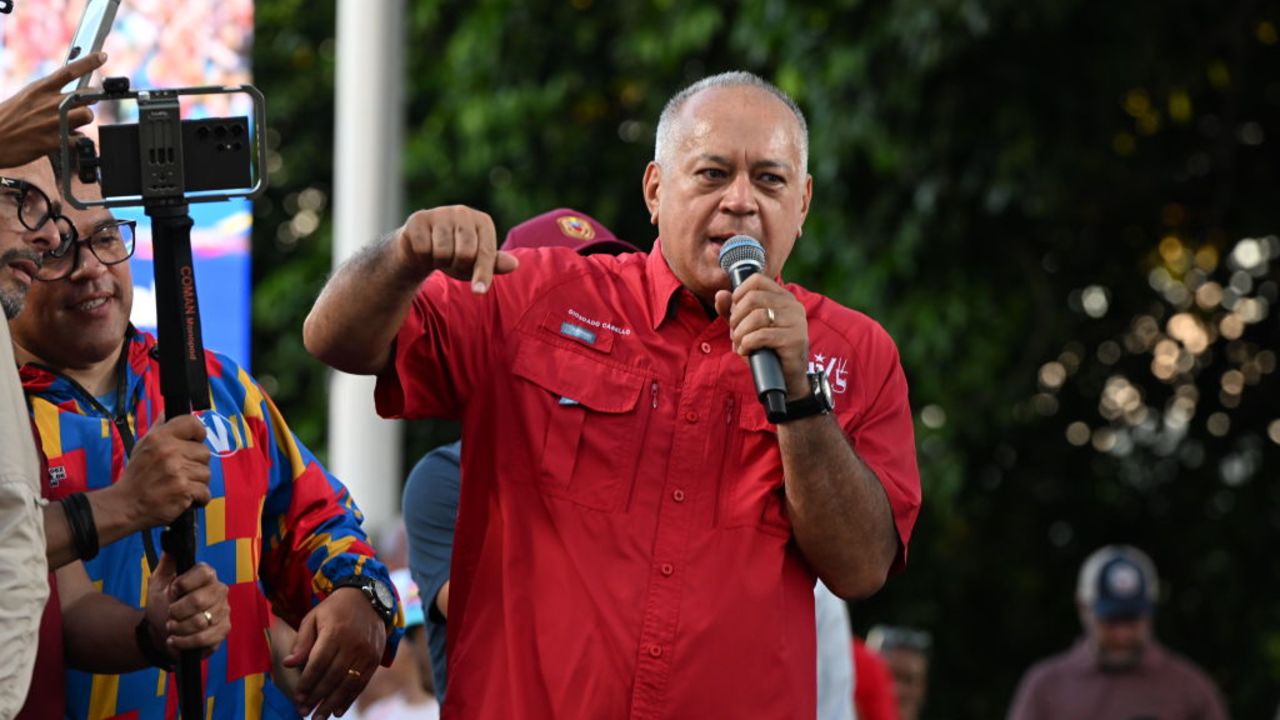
715 236 812 421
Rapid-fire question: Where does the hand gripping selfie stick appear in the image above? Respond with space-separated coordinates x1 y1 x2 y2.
60 78 267 719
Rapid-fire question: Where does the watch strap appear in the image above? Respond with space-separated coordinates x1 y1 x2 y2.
778 372 834 423
333 575 396 627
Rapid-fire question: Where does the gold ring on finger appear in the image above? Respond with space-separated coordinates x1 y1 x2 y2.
347 667 362 679
766 307 777 327
203 610 213 626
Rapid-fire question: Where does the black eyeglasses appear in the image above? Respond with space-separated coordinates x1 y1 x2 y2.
35 219 137 281
0 176 63 234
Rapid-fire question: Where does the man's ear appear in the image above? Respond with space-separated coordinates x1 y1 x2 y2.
642 161 662 225
799 173 813 228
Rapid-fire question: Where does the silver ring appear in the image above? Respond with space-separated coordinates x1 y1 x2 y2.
765 307 777 327
203 610 213 626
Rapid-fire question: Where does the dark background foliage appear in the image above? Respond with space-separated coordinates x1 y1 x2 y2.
251 1 1280 716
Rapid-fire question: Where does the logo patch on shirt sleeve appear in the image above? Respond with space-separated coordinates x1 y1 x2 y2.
809 352 850 394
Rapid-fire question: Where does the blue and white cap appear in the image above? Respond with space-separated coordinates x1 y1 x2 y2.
1076 545 1159 620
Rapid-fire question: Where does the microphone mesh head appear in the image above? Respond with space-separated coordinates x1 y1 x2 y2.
718 235 766 273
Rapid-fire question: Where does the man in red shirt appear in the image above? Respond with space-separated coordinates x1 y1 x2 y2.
305 71 922 718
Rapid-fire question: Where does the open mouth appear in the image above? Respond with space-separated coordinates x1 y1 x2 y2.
72 295 111 312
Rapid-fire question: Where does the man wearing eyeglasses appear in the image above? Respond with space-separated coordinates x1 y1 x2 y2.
12 167 404 719
2 156 232 718
0 157 64 717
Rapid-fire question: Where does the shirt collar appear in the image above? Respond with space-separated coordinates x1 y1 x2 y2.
644 238 791 330
1067 637 1168 674
645 239 686 330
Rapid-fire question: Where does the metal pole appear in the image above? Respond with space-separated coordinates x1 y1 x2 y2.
330 0 405 534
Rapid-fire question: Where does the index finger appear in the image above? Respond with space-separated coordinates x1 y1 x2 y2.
296 632 341 709
165 414 209 441
168 562 218 598
469 215 499 293
40 52 108 90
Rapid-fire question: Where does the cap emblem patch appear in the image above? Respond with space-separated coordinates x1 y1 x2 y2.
557 215 595 240
1105 564 1142 598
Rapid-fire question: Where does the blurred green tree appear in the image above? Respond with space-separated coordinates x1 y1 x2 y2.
251 1 1279 716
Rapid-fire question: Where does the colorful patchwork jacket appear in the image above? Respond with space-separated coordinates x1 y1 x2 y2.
21 329 402 719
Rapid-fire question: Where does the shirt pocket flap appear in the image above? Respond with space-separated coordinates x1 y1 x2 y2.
737 395 778 433
538 311 617 354
512 336 644 414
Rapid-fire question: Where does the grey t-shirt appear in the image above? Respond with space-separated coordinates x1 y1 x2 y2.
403 440 462 701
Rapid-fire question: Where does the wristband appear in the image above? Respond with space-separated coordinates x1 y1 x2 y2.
62 492 100 561
134 616 175 671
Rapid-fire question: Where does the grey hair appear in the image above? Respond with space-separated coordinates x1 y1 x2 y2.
653 71 809 175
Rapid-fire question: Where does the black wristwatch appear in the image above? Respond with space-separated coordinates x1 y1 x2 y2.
333 575 397 628
778 371 835 422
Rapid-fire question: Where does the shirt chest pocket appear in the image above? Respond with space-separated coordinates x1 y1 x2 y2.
719 396 791 537
508 335 650 512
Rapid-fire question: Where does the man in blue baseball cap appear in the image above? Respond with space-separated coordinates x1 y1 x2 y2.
1007 545 1228 720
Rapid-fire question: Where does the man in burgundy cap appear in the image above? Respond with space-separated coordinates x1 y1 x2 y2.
398 208 637 705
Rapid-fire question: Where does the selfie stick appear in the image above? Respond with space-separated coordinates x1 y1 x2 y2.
135 90 208 720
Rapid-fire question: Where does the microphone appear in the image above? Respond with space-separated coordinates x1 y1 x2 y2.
718 236 788 422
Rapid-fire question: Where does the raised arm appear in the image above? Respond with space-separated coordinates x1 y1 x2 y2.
303 206 518 375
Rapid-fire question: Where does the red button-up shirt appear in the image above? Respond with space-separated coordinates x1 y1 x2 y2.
377 241 921 719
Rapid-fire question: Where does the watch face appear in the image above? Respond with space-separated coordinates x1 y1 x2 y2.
817 372 834 409
372 580 395 611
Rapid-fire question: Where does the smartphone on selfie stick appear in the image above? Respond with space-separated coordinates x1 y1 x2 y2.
62 0 120 92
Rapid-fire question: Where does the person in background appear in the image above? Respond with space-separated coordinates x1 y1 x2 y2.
1007 545 1228 720
853 634 899 720
815 581 856 720
866 625 931 720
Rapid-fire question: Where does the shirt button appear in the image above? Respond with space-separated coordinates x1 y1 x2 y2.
684 410 699 423
648 645 663 658
672 489 686 503
660 563 674 577
700 342 712 354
